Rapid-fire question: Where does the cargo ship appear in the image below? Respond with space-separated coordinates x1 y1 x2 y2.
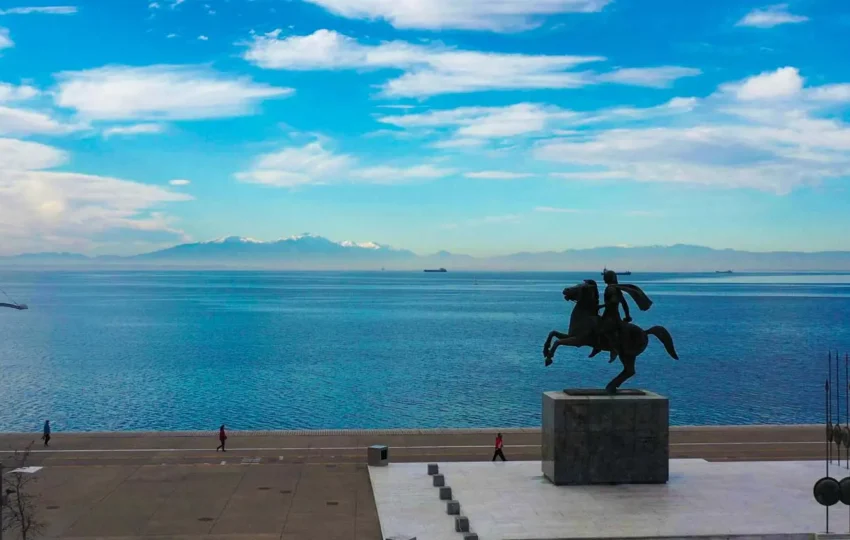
603 267 631 276
424 268 447 273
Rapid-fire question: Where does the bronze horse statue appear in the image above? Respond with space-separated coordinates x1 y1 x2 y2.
542 280 679 393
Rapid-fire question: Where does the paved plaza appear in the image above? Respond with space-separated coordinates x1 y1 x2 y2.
0 425 827 540
372 459 843 540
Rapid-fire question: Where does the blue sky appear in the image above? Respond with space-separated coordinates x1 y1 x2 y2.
1 0 849 256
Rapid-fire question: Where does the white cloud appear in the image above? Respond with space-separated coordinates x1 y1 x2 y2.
0 137 67 170
103 123 166 138
736 4 808 28
149 2 161 8
534 206 582 213
236 140 455 187
0 138 191 255
55 65 294 121
243 30 697 98
236 141 354 187
379 98 695 147
550 171 630 180
380 103 576 140
431 137 485 149
0 6 77 15
198 35 209 41
809 84 850 103
469 214 522 225
301 0 611 31
0 28 12 51
0 82 38 102
0 105 85 136
727 66 804 100
535 67 850 194
465 171 533 179
169 179 191 186
596 67 702 88
351 164 456 183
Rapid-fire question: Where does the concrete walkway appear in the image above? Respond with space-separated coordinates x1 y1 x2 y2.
0 425 827 540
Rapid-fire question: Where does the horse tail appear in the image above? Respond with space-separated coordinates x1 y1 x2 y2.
646 326 679 360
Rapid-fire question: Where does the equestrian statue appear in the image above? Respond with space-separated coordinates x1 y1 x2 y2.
542 270 679 393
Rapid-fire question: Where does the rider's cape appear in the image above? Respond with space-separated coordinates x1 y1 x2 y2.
615 284 653 311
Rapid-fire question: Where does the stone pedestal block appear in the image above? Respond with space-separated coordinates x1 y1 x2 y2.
462 534 478 540
454 516 470 532
439 487 452 500
367 445 388 466
446 500 460 515
432 474 445 487
427 463 439 475
542 389 669 485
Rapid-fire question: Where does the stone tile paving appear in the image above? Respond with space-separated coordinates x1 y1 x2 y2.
371 459 846 540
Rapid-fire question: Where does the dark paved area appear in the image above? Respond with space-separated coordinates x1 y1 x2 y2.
0 425 826 539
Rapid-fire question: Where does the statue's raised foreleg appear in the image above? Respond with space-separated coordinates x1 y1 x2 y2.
604 355 636 393
546 335 582 366
543 330 570 360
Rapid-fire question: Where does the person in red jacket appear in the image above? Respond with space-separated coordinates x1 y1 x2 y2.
492 432 506 461
216 425 227 452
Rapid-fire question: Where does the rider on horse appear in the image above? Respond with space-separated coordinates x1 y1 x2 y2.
589 270 652 362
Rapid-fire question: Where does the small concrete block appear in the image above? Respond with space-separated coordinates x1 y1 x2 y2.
427 463 439 475
446 500 460 515
432 474 445 487
368 444 388 467
462 534 478 540
455 516 470 533
439 486 452 500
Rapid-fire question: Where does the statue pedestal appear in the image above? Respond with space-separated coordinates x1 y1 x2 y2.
542 389 669 485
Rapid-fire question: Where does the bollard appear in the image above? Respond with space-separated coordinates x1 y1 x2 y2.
432 474 445 487
367 445 388 467
439 486 452 500
462 534 478 540
446 500 460 515
427 463 439 475
454 516 470 532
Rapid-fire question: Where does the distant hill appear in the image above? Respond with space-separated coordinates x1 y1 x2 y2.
2 237 850 271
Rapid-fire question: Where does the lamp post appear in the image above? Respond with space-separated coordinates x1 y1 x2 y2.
1 300 28 540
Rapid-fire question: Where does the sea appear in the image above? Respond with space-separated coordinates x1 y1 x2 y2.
1 270 849 433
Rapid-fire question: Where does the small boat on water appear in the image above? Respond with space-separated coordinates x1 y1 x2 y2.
424 268 447 273
715 270 733 274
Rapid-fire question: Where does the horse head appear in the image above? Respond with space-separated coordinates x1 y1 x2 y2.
562 280 599 311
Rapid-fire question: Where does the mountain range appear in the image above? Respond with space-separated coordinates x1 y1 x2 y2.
2 234 850 271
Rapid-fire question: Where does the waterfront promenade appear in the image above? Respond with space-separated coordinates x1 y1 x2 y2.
0 425 826 540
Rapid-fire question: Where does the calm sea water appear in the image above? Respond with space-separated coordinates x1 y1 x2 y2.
1 271 849 432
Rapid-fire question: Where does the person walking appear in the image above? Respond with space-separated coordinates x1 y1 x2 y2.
42 420 51 447
492 432 506 461
216 425 227 452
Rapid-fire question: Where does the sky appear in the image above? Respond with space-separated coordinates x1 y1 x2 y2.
1 0 849 257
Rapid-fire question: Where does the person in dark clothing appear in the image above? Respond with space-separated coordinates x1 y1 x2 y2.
216 425 227 452
42 419 51 447
492 432 506 461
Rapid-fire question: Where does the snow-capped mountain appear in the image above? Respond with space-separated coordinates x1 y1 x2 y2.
130 233 416 266
3 239 850 270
